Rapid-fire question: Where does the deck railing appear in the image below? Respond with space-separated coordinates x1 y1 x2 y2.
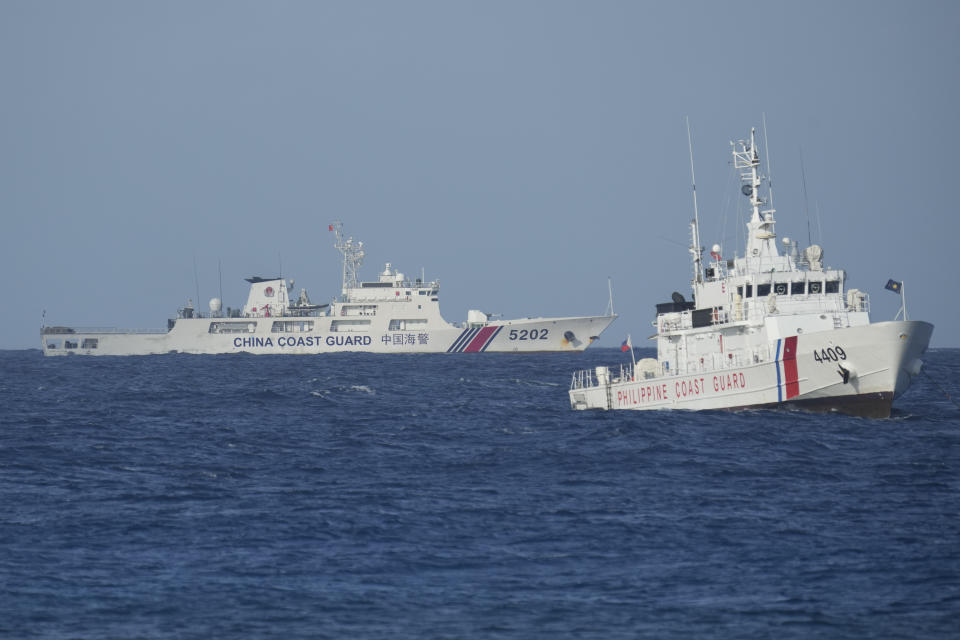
42 327 168 335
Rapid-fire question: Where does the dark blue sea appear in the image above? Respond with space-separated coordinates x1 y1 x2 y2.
2 348 958 639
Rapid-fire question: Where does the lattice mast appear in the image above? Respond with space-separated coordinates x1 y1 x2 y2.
330 221 365 299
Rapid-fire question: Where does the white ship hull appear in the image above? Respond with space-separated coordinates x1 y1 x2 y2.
569 127 934 418
570 321 932 418
42 222 616 356
43 314 615 356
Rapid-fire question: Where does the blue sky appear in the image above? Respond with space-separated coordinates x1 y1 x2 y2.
2 1 957 349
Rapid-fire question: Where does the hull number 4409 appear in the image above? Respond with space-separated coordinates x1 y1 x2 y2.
509 328 549 341
813 346 846 363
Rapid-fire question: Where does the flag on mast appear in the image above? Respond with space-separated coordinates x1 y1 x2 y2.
885 278 907 320
622 334 637 370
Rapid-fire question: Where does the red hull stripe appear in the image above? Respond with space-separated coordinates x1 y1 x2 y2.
464 326 499 352
447 327 478 352
782 335 800 399
479 326 503 352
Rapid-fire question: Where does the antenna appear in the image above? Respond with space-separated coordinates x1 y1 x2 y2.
686 117 703 284
607 277 615 316
815 200 824 243
800 148 812 246
218 259 224 316
192 254 200 311
762 113 774 210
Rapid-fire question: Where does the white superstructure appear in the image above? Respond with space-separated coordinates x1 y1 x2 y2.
42 222 615 356
569 128 932 418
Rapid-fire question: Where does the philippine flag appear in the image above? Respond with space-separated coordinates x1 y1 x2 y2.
621 335 633 352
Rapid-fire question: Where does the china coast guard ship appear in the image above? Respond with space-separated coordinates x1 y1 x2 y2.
569 128 932 418
42 223 615 356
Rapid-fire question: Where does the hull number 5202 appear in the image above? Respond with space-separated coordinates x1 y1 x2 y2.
509 328 549 341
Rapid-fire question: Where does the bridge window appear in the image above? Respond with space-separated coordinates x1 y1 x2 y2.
209 321 257 334
825 280 840 294
330 319 371 332
791 281 805 295
388 318 428 331
271 321 315 333
341 305 378 316
756 284 771 297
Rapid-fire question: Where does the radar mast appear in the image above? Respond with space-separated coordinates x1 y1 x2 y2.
330 221 364 299
732 128 779 264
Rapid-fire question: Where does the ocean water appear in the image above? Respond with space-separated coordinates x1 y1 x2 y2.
1 348 958 639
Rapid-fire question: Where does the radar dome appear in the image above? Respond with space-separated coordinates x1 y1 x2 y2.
209 298 222 313
804 245 824 271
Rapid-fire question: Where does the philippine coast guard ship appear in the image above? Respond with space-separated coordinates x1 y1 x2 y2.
569 128 932 418
42 223 615 356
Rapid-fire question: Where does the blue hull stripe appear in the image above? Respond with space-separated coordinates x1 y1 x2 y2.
447 327 480 353
774 338 783 403
446 328 469 352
